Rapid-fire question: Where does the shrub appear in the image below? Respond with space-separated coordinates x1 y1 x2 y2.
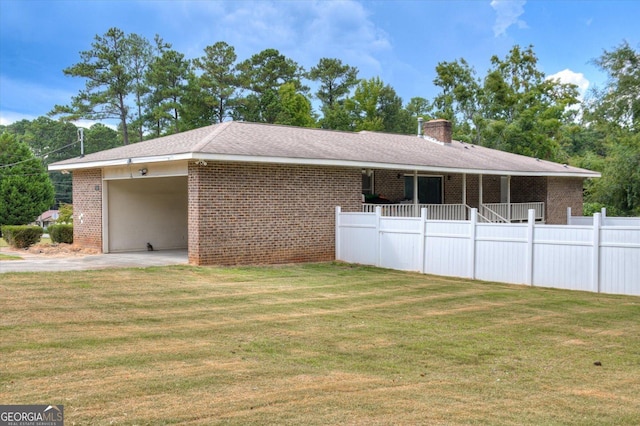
1 225 43 249
48 224 74 244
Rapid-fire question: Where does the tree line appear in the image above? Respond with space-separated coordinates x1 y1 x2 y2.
1 27 639 224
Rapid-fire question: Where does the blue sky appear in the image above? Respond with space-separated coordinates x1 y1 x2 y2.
1 0 639 126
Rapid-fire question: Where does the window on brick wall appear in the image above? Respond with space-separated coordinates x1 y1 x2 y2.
404 175 443 204
362 172 373 195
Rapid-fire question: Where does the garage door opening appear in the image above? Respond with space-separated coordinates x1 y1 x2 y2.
106 176 188 253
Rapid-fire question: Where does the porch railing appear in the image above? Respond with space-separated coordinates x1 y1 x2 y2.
362 202 545 223
362 203 468 220
480 202 545 223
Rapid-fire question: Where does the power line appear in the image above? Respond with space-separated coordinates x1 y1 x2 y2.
0 141 79 169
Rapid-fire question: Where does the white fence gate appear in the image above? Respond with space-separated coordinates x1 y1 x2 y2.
335 206 640 296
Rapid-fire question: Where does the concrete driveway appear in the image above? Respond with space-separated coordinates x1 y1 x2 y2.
0 249 188 273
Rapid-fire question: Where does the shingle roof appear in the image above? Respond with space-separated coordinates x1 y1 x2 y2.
49 121 600 177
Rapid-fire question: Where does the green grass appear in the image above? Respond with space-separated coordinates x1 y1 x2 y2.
1 263 639 425
0 253 22 260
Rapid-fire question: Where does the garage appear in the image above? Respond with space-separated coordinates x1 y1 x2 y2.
105 175 188 253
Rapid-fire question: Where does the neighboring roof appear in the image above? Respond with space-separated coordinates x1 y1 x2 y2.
49 121 600 178
36 210 59 222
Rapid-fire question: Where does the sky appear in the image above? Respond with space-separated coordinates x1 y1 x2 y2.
1 0 639 127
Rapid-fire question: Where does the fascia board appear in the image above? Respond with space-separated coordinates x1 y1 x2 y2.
192 153 602 178
48 153 194 171
49 152 601 179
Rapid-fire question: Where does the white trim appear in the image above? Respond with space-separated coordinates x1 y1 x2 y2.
49 152 601 178
102 179 109 253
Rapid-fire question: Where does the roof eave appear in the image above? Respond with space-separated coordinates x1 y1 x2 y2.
48 152 600 179
48 153 195 171
191 153 602 178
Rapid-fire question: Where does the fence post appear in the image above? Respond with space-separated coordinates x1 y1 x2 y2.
593 213 601 293
335 206 341 261
469 208 477 279
567 207 572 225
418 207 427 274
375 206 382 267
601 207 607 225
526 209 535 286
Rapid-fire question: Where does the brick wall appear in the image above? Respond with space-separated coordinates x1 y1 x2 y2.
373 169 405 202
443 174 500 207
546 177 584 224
511 176 547 203
188 162 362 266
72 169 103 251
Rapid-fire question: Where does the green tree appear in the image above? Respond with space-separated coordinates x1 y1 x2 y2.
84 123 119 154
589 40 640 132
128 33 154 142
405 97 433 120
145 36 190 136
56 203 73 224
433 58 482 143
308 58 358 108
345 77 412 133
0 133 55 226
50 28 148 145
275 83 316 127
191 41 238 124
234 49 306 123
4 117 78 206
586 133 640 215
580 41 640 215
308 58 359 130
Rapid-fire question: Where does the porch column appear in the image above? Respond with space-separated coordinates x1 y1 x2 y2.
507 175 512 222
462 173 467 206
479 174 483 207
413 170 419 216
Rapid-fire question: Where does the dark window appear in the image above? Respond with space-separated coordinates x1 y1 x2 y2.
404 176 442 204
362 173 373 195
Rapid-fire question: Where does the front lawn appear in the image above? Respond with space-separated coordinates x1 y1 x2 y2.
1 263 639 425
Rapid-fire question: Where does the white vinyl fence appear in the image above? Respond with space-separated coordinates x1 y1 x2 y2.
336 206 640 296
567 207 640 227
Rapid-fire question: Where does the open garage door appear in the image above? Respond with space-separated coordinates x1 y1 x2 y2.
106 176 188 252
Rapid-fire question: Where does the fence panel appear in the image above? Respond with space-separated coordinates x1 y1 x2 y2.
532 225 595 292
600 227 640 295
475 223 528 284
379 217 422 271
335 207 640 296
336 211 377 266
424 221 472 278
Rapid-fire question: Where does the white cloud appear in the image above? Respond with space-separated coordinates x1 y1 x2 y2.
301 0 391 71
154 0 391 76
547 68 590 99
491 0 527 37
0 110 38 125
0 75 74 118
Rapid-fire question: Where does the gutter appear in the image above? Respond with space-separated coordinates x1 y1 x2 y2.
48 152 601 179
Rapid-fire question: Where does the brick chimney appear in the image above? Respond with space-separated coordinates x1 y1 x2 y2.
423 119 452 143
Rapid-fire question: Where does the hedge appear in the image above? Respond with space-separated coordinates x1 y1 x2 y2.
1 225 43 249
48 224 74 244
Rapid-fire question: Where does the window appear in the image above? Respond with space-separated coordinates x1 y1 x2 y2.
404 175 442 204
362 171 373 195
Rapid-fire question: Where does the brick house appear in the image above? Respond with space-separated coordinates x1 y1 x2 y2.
49 120 599 266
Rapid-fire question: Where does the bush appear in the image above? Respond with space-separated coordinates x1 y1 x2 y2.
1 225 43 249
48 224 74 244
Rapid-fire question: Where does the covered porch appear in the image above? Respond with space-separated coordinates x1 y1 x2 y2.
362 170 547 223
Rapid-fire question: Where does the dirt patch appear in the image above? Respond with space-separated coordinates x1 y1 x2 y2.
4 243 99 258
